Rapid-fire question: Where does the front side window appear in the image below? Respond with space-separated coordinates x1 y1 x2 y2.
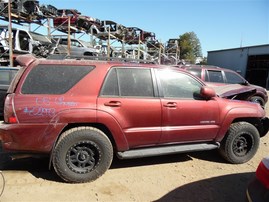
100 68 154 97
188 69 202 79
157 69 202 99
22 64 94 94
207 70 224 83
225 71 245 84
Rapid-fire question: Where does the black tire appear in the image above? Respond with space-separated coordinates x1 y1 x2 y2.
52 126 113 183
249 96 265 107
219 122 260 164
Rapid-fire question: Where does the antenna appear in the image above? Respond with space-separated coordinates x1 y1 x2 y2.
240 33 243 47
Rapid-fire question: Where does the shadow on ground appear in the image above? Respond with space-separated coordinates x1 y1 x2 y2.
155 172 254 202
0 149 229 182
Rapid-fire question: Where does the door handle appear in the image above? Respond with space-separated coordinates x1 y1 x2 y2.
104 101 121 107
163 102 177 108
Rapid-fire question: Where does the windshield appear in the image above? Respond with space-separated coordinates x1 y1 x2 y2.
29 32 51 43
79 40 93 48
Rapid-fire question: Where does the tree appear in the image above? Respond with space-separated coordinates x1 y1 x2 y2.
178 32 202 64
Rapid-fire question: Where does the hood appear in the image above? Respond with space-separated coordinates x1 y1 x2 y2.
211 84 257 100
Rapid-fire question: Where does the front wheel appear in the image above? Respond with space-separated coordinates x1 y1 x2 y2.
249 96 265 107
219 122 260 164
52 127 113 183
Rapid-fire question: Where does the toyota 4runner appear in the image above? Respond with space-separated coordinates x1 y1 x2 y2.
0 54 268 183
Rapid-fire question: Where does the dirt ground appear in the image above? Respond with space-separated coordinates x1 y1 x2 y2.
0 105 269 202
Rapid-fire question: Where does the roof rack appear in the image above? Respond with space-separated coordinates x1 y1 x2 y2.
46 54 157 64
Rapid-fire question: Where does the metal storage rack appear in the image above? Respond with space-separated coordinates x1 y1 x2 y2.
0 0 178 66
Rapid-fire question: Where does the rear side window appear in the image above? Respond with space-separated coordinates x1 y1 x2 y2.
22 64 94 94
207 70 224 83
101 68 154 97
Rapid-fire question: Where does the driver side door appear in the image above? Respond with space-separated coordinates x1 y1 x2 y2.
155 69 221 144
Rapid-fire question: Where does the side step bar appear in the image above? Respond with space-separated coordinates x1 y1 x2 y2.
117 142 220 159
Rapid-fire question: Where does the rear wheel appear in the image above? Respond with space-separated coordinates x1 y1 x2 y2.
52 127 113 183
219 122 260 164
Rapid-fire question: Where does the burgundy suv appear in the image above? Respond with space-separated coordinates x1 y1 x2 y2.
182 65 268 106
0 55 268 183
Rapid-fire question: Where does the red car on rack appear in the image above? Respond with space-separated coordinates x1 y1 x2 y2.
125 27 156 44
53 9 101 33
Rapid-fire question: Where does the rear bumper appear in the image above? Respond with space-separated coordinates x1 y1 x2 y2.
246 178 269 202
0 122 65 153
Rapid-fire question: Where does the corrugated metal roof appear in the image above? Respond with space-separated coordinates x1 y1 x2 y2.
208 44 269 53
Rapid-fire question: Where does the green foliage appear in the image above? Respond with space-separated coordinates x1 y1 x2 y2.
178 32 202 64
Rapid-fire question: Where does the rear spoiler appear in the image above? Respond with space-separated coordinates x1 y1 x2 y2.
15 54 36 67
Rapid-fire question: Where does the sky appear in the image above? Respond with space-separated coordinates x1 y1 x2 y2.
2 0 269 57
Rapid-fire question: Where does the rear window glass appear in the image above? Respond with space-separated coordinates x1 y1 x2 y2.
207 70 224 83
22 64 94 94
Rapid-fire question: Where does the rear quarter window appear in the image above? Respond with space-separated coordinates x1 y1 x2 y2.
21 64 94 94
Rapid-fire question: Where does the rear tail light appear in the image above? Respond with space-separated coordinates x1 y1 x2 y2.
256 157 269 189
4 93 18 124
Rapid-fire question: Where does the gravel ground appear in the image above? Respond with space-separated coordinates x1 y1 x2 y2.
0 105 268 202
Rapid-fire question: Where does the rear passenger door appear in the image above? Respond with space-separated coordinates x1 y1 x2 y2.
98 67 162 148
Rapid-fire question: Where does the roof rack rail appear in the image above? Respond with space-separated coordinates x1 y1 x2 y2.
47 54 157 64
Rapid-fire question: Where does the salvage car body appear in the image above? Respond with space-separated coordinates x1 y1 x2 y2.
125 27 156 44
0 0 57 21
51 37 98 56
97 20 126 40
53 9 101 33
166 38 179 53
0 26 52 57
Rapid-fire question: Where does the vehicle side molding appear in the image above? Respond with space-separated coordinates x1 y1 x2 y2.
117 142 220 159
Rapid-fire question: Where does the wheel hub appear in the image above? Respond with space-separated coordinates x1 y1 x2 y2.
66 141 101 174
77 149 90 163
233 134 252 157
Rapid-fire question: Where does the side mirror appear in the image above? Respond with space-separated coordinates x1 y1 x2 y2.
200 86 216 100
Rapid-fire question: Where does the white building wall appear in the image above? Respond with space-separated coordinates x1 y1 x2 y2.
207 45 269 77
